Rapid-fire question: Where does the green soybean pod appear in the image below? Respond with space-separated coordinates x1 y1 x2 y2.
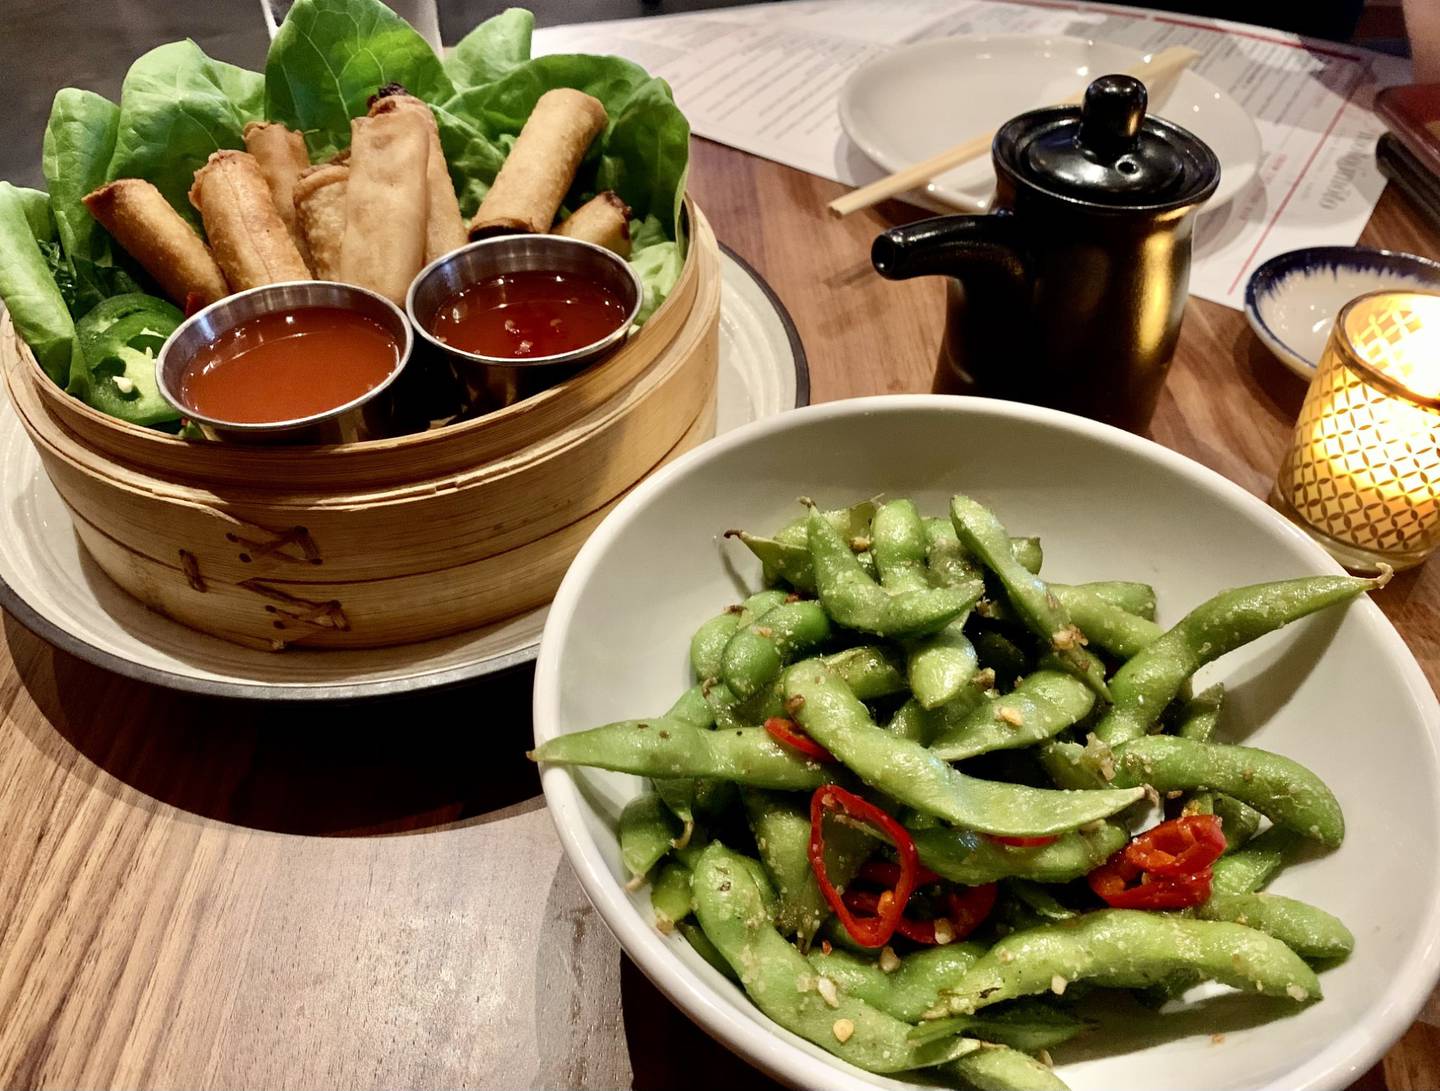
1211 826 1303 895
689 611 742 682
806 945 984 1022
1111 735 1344 847
950 495 1109 698
972 630 1032 690
808 506 982 637
1189 891 1354 960
928 670 1096 761
887 698 930 744
651 858 695 930
939 910 1321 1015
786 661 1143 835
872 499 934 591
1211 793 1264 850
1037 739 1110 791
619 792 681 885
1172 684 1225 741
678 919 739 981
944 1044 1070 1091
1049 584 1163 660
691 843 982 1074
721 600 833 701
911 823 1129 885
732 501 879 593
924 520 1044 581
742 788 870 947
908 627 981 711
1069 580 1157 620
530 717 831 791
1093 572 1385 746
910 1004 1088 1055
1010 537 1044 576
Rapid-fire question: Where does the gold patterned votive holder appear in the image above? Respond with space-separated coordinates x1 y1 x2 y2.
1271 289 1440 572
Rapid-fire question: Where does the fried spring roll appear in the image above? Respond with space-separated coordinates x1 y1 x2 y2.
338 110 429 306
189 150 311 290
82 179 229 307
294 164 349 281
468 88 608 238
554 191 632 257
242 121 312 267
368 88 467 262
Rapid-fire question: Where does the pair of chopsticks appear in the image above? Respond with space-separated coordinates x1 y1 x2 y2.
827 46 1200 218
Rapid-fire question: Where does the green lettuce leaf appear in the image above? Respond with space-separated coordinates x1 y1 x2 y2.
14 187 54 243
105 40 265 227
265 0 454 160
444 7 534 90
0 182 80 385
42 88 143 316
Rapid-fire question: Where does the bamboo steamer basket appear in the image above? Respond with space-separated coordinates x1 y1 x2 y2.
0 204 722 650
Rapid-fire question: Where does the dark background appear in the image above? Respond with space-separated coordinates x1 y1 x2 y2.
1 0 1380 191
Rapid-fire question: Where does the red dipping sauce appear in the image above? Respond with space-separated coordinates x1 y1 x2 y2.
429 270 629 359
179 307 399 424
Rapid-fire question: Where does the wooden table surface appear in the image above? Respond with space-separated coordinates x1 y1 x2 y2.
2 134 1440 1089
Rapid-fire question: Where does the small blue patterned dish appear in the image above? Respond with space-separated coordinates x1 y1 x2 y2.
1244 246 1440 379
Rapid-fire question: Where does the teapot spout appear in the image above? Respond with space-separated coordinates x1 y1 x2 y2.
872 215 1026 286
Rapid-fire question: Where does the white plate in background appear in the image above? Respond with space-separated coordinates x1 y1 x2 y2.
839 34 1262 213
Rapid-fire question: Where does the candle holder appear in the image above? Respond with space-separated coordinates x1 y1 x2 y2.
1271 289 1440 572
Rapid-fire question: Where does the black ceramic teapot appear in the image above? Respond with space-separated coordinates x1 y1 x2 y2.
872 74 1220 432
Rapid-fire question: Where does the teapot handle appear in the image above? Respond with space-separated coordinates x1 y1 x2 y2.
871 214 1028 289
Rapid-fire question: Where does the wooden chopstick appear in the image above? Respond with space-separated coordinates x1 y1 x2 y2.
827 46 1201 218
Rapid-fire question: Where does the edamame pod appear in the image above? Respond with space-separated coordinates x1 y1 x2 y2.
928 670 1096 761
721 600 832 700
1094 573 1385 746
690 590 789 681
1111 735 1344 847
678 919 738 981
939 910 1322 1014
806 944 985 1022
972 630 1032 689
1037 739 1110 791
734 644 909 725
742 788 870 947
908 627 981 711
1068 581 1156 620
730 502 878 592
911 823 1129 885
872 499 934 592
1049 584 1162 660
651 858 694 930
950 495 1110 699
785 661 1143 836
1211 826 1302 895
530 717 831 790
809 506 982 637
944 1044 1070 1091
1172 684 1225 741
1189 891 1354 960
691 843 982 1074
619 792 681 884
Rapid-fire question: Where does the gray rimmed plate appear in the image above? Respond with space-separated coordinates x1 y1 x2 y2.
0 245 808 701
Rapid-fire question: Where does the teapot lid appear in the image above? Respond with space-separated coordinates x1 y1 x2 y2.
995 74 1219 210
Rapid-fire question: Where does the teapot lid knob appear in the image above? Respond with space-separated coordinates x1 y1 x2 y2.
1076 74 1147 161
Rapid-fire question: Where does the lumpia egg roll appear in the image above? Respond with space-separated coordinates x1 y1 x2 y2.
189 150 311 290
468 88 608 238
368 88 467 262
294 164 348 281
554 191 632 257
338 109 430 306
242 121 312 267
82 179 228 307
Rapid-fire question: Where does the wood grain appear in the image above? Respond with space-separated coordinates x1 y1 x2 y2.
0 136 1437 1091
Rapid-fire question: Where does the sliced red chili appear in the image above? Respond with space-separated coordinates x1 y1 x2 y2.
986 834 1059 847
842 889 937 944
1088 854 1212 909
765 717 836 764
945 883 999 940
808 786 919 948
1123 815 1225 879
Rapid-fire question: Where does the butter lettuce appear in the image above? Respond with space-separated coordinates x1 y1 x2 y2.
106 40 265 227
265 0 454 160
444 7 533 90
0 183 80 385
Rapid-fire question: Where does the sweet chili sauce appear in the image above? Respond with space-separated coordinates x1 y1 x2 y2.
429 270 628 359
178 307 399 424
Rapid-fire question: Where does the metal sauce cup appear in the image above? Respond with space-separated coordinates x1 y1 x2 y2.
406 235 644 411
156 281 413 445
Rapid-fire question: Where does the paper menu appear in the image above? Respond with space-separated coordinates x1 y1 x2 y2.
532 0 1412 311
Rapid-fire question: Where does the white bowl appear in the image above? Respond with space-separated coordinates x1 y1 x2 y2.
1244 246 1440 380
838 34 1261 213
533 395 1440 1091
